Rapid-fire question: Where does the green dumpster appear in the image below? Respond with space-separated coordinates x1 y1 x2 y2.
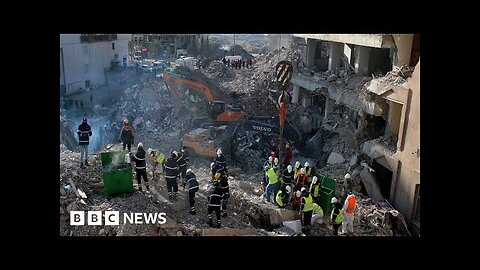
100 151 133 197
316 174 336 214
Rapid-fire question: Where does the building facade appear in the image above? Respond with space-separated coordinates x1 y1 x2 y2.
291 34 420 234
60 34 131 95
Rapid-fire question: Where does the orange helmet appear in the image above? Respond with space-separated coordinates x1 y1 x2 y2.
215 172 222 180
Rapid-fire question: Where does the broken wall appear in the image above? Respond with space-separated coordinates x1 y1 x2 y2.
392 59 420 222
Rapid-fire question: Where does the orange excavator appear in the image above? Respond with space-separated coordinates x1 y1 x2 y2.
162 71 244 125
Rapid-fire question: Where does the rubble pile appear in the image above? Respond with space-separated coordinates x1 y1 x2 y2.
204 60 235 83
378 65 414 86
229 44 254 60
356 196 411 236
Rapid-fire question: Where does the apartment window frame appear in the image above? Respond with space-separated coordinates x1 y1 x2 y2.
112 42 115 50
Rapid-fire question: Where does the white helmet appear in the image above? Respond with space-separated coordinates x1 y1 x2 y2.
268 156 273 163
172 150 178 158
147 148 154 155
301 187 307 193
274 157 279 165
210 162 215 169
345 173 351 179
331 197 338 204
296 190 301 197
312 176 318 184
137 142 143 148
285 185 291 193
186 168 193 174
295 161 300 168
287 165 292 173
300 168 305 174
217 149 222 156
304 162 309 167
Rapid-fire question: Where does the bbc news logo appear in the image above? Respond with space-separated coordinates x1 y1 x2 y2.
70 211 167 226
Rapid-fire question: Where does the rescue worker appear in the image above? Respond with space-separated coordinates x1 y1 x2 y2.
292 190 302 211
294 168 308 192
299 187 314 233
130 142 149 192
164 151 179 200
214 149 227 173
211 162 225 185
215 172 230 217
330 197 344 236
342 191 357 235
344 173 352 189
186 169 199 215
261 165 269 192
281 164 294 190
264 166 279 203
304 162 316 186
309 176 321 204
207 184 223 228
264 156 274 169
293 161 302 176
147 148 166 178
311 203 324 225
119 119 134 152
181 146 190 165
282 143 292 167
273 157 280 171
77 117 92 168
275 185 291 208
176 148 188 188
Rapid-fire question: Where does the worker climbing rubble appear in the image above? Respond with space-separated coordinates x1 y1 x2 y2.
147 148 166 179
207 182 223 228
185 169 199 215
275 185 291 208
215 171 230 217
130 142 149 192
214 149 228 173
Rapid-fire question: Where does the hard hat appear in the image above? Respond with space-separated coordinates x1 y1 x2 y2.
137 142 143 148
295 161 300 168
268 156 273 162
304 162 309 167
312 176 318 184
147 148 154 155
287 165 292 173
274 157 279 165
301 187 307 193
217 149 222 155
215 172 222 180
264 166 269 171
211 162 215 169
124 119 129 124
171 150 178 158
186 168 193 174
285 185 291 193
82 117 87 123
345 173 351 179
181 148 185 153
286 143 290 148
331 197 338 204
300 168 305 174
348 190 354 195
296 190 301 197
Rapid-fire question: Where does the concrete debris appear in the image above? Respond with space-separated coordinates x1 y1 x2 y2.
377 65 414 86
282 220 302 234
327 152 345 164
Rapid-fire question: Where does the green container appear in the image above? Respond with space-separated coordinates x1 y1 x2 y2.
316 174 336 214
100 151 133 197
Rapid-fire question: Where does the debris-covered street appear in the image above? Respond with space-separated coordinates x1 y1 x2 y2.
60 34 420 236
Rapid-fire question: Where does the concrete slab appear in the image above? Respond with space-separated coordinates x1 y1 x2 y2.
327 152 345 164
282 220 302 233
268 209 300 226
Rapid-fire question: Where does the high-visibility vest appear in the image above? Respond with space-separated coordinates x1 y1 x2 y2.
267 168 278 185
276 190 284 207
155 152 166 165
305 167 313 178
310 182 320 197
346 195 356 214
331 208 344 224
312 203 323 215
302 194 314 212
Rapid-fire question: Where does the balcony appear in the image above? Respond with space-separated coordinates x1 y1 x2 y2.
80 34 118 43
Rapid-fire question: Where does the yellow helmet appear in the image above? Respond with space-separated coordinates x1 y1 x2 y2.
215 172 222 180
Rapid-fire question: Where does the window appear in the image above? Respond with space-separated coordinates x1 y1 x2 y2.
112 42 115 50
83 45 88 55
84 64 89 73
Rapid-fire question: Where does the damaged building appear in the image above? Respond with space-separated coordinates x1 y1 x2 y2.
290 34 420 234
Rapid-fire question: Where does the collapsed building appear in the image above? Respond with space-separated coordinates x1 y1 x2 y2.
290 34 420 235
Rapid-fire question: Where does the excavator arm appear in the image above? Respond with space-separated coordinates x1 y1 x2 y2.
162 71 215 102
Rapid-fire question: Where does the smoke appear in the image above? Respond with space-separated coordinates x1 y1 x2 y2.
68 116 110 153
